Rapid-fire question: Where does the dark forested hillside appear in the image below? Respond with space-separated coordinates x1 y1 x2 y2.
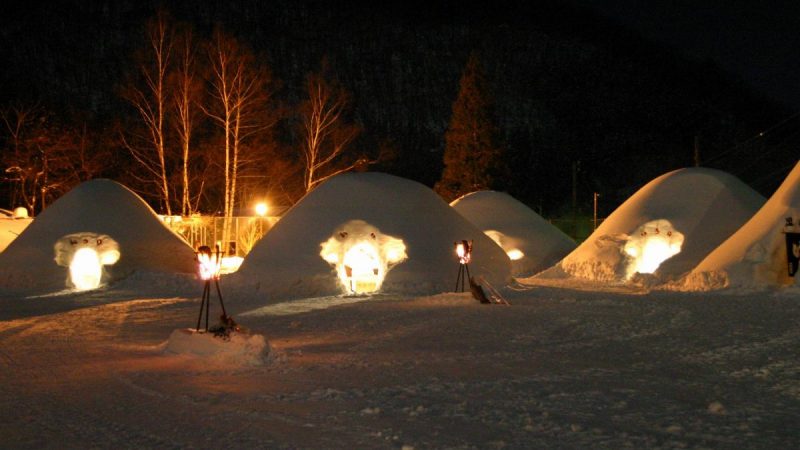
1 0 795 217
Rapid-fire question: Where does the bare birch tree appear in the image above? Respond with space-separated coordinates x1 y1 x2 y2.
299 67 362 193
204 29 274 251
1 106 108 214
120 11 174 215
173 26 199 217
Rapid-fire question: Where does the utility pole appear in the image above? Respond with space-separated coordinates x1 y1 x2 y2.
694 135 701 167
593 192 600 230
572 160 579 238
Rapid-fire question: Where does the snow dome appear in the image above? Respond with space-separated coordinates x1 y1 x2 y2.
451 191 576 277
545 167 765 284
230 172 511 301
0 179 197 293
683 161 800 290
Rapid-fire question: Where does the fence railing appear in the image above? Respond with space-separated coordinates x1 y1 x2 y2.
160 215 280 257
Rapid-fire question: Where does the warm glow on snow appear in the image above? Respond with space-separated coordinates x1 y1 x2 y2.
484 229 523 261
623 220 684 278
220 256 243 274
320 220 407 294
507 248 524 260
69 247 104 290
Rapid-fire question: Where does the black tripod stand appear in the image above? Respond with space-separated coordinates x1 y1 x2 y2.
196 245 228 332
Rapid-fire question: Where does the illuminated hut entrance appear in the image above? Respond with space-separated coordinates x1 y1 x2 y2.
54 233 121 290
623 219 684 278
321 220 407 294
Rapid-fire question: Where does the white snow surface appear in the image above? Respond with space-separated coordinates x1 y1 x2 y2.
684 160 800 290
230 172 511 301
0 179 197 294
0 217 31 253
451 190 576 277
1 272 799 448
547 167 765 285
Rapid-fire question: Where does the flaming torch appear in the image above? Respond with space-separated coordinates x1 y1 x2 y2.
195 245 235 334
454 240 473 292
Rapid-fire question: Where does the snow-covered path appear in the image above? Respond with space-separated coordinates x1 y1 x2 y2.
1 283 799 449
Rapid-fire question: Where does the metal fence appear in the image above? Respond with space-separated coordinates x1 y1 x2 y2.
160 215 280 257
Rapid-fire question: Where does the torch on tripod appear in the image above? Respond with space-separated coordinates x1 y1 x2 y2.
454 240 472 292
195 245 237 335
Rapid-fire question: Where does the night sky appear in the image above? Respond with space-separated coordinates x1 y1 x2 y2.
0 0 797 218
581 0 800 110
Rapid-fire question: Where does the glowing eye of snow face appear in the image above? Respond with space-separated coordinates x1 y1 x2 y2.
623 220 684 278
507 249 524 261
69 247 103 290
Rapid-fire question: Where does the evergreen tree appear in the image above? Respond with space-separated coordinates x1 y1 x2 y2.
435 52 505 202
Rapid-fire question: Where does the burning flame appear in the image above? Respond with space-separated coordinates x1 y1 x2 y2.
456 240 472 265
197 246 222 280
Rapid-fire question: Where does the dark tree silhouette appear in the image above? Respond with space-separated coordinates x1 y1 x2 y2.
435 52 505 202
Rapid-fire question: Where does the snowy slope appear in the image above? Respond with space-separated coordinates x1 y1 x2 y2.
0 217 31 253
0 277 799 448
0 179 197 294
451 190 576 277
546 167 765 284
684 160 800 290
230 172 511 301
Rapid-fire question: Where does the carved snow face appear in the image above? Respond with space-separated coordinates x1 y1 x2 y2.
623 219 684 278
320 220 407 294
54 232 120 290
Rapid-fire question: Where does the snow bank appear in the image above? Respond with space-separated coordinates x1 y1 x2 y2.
545 168 765 284
0 179 197 293
164 329 271 366
229 172 511 302
451 190 576 276
683 161 800 290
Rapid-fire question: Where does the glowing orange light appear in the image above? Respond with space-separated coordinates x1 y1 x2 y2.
455 240 472 264
197 245 222 280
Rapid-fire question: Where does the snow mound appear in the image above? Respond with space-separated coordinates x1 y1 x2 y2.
451 190 576 276
683 161 800 290
164 329 271 366
229 172 511 302
0 216 31 253
544 167 765 284
0 179 197 293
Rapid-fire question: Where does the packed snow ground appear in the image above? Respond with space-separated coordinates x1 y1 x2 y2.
1 275 798 449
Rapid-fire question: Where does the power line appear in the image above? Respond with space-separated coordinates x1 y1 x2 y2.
704 110 800 165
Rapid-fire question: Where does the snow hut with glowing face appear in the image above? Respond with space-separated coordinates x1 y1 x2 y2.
550 168 765 283
232 172 511 300
683 161 800 290
0 179 197 293
451 191 576 277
